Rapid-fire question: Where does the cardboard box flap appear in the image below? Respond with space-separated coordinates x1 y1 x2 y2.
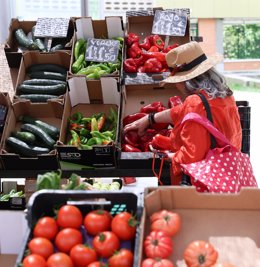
105 17 124 38
68 77 90 106
100 77 120 105
144 187 260 213
76 17 94 40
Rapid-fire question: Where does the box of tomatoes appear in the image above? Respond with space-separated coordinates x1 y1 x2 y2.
15 190 142 267
137 186 260 266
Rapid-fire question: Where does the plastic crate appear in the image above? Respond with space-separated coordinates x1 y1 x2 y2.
236 100 251 130
15 190 142 266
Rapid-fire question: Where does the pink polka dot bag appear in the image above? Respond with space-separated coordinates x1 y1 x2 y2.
180 112 258 193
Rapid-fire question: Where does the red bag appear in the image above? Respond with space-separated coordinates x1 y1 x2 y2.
180 112 258 193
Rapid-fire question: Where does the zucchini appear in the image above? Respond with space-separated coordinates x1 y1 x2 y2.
14 28 38 50
18 94 58 103
22 79 66 86
27 64 67 74
29 71 67 81
19 116 60 140
6 137 50 157
21 123 56 149
34 39 47 52
11 131 36 145
50 44 64 52
17 83 66 95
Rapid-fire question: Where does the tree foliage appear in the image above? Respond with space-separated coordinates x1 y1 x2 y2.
224 24 260 59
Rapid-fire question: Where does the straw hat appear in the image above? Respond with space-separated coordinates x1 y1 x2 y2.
161 41 223 84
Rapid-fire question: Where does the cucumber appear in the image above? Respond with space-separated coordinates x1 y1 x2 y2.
11 131 36 145
21 123 56 149
34 39 47 52
19 116 60 140
18 94 58 103
50 44 64 52
29 71 67 81
27 64 67 74
17 83 66 95
22 79 66 86
6 137 50 157
14 28 38 50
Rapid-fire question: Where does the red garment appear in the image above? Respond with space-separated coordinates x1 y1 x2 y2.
169 91 242 185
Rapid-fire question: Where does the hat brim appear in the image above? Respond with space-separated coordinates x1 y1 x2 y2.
160 53 223 84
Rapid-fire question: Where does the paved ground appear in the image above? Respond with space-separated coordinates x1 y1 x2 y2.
234 90 260 185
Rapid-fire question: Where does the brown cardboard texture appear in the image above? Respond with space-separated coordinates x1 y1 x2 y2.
13 51 71 103
126 9 190 48
70 17 124 80
118 83 180 169
137 187 260 266
57 77 120 170
0 100 63 170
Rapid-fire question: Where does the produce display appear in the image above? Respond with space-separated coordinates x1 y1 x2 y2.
123 32 179 73
122 97 182 152
16 63 68 102
66 108 118 150
0 189 24 201
71 37 123 79
5 115 59 157
21 204 137 267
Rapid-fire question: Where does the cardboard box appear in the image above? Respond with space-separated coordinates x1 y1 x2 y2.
69 16 124 91
13 50 71 103
118 83 181 169
56 76 120 170
0 100 63 170
136 187 260 266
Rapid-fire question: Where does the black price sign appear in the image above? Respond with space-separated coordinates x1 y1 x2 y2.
34 18 70 38
85 38 120 63
152 10 188 36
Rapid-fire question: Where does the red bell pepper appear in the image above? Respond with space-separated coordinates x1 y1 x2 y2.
142 51 166 62
162 43 179 53
139 128 157 144
148 45 159 52
137 66 146 73
149 35 165 50
151 134 172 151
127 42 142 58
139 37 151 50
125 33 139 46
140 101 165 114
123 112 146 126
144 58 162 73
122 144 141 152
168 96 183 108
123 58 137 73
134 55 145 67
123 130 139 147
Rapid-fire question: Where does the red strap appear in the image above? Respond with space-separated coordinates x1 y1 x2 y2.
152 153 164 185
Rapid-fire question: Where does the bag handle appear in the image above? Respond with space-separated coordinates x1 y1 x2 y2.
180 112 234 148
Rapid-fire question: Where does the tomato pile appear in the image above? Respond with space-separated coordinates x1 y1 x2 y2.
22 205 137 267
142 210 235 267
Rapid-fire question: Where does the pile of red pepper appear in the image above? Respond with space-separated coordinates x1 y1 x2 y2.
121 96 182 152
123 32 179 73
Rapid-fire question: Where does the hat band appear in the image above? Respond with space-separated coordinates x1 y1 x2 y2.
177 53 207 72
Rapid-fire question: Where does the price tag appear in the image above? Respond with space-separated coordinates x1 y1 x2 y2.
152 10 188 36
85 38 120 63
34 18 70 38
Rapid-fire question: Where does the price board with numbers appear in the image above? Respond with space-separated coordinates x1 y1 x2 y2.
85 38 120 63
152 10 188 37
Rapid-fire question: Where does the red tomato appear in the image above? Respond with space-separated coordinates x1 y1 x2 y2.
84 209 112 236
150 210 181 237
144 231 173 259
70 244 97 267
87 262 106 267
93 231 120 258
47 252 73 267
55 228 83 253
184 240 218 267
33 216 58 240
111 211 137 240
57 205 83 229
141 258 174 267
23 254 46 267
28 237 54 259
108 249 134 267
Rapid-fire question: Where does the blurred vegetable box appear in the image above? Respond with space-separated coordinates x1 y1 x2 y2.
56 76 120 170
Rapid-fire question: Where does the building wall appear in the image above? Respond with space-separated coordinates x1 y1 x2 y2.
224 60 260 71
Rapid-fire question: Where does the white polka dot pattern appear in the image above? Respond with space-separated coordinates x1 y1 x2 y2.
181 148 258 193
